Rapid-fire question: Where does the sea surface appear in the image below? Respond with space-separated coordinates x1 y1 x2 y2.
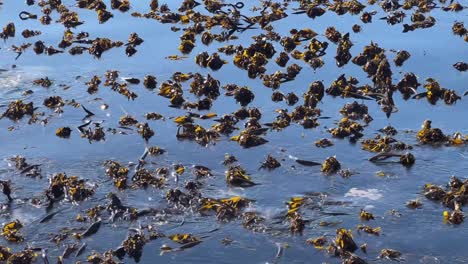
0 0 467 263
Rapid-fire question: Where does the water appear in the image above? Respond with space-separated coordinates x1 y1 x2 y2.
0 0 467 263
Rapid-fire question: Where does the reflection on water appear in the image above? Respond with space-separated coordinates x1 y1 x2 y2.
0 0 467 263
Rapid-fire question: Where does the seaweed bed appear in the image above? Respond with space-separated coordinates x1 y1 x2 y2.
0 0 467 263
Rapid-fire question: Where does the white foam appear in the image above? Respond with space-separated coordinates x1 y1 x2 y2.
345 188 383 201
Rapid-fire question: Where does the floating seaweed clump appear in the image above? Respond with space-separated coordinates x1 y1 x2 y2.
225 165 256 187
288 211 305 234
329 118 364 141
176 123 220 146
119 115 138 127
196 52 227 70
406 199 422 209
137 122 154 141
394 50 411 66
56 127 71 138
0 22 15 40
315 138 334 148
334 228 358 253
0 246 12 261
242 211 267 232
339 101 371 122
397 72 420 99
1 100 34 120
132 168 165 188
416 120 466 146
86 75 101 94
104 160 129 189
284 197 307 233
43 96 64 108
453 62 467 72
0 0 466 260
87 251 119 264
307 236 328 249
417 120 446 144
169 233 200 244
357 224 381 236
361 135 411 152
89 38 123 58
260 154 281 170
2 220 24 242
452 22 467 37
360 209 374 221
33 77 53 87
424 176 468 224
379 248 403 260
5 249 36 263
80 123 106 142
121 233 147 262
230 129 268 148
199 196 252 221
369 152 416 167
321 156 341 175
